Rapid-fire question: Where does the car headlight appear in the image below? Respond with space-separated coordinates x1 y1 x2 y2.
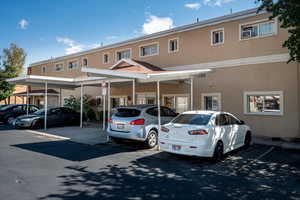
20 117 38 122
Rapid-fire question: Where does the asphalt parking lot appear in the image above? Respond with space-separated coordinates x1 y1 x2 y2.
0 125 299 200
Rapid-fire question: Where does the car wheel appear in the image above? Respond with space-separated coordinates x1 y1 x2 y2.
7 117 15 125
212 141 224 162
244 132 252 148
146 130 158 148
32 120 42 129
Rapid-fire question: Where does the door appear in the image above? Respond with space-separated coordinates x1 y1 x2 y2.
161 107 178 124
214 114 232 152
202 93 221 111
227 114 246 147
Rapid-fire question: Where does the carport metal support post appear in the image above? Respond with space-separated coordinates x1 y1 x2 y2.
80 84 83 128
107 81 111 142
157 81 161 151
44 82 48 130
190 77 193 110
132 79 135 105
26 86 29 115
102 82 106 131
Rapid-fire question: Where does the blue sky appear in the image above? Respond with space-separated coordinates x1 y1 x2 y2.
0 0 259 67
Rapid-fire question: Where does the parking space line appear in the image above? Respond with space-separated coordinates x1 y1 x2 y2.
255 146 275 161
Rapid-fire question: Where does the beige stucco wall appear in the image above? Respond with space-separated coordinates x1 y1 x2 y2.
30 12 289 77
193 62 299 139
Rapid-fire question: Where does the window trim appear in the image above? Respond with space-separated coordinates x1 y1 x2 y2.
211 28 224 46
68 59 79 70
55 62 64 71
110 95 128 107
102 53 110 64
82 57 88 67
243 91 284 116
139 42 159 58
162 93 190 111
201 93 222 111
239 18 278 41
115 48 132 62
168 38 179 53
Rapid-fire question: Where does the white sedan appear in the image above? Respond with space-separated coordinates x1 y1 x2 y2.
159 111 251 161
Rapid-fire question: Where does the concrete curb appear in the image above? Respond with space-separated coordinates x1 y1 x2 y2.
253 138 300 150
25 130 70 140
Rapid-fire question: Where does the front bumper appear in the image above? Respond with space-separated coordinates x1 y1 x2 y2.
159 138 214 157
15 120 32 128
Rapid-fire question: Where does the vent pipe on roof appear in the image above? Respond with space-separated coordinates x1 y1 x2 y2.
197 18 199 23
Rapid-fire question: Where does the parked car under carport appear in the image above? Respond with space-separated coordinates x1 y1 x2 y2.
14 107 80 129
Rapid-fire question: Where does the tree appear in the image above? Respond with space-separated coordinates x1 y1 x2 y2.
257 0 300 63
0 43 26 104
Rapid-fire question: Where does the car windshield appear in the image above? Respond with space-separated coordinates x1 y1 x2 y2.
115 108 141 117
34 109 47 115
172 114 212 125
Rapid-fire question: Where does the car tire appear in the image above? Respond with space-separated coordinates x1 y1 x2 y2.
212 141 224 163
7 117 15 125
145 130 158 148
32 120 42 129
244 132 252 148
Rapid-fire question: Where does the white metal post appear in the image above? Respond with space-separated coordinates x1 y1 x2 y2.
59 88 62 106
157 81 161 151
103 82 106 131
80 84 83 128
107 81 111 122
26 86 29 115
44 82 48 130
32 96 35 106
132 79 135 105
190 77 194 110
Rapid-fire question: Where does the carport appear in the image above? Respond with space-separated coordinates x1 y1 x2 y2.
6 75 105 130
7 61 212 135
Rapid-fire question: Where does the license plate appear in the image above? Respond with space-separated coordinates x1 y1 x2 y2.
117 124 125 129
172 145 181 151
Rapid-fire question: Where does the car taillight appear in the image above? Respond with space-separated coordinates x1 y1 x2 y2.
129 118 145 125
188 129 208 135
108 118 113 123
161 126 169 133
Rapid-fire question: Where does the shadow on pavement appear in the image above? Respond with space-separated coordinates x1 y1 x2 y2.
12 140 138 162
39 145 300 200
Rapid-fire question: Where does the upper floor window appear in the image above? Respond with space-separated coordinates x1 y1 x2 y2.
68 60 78 69
27 67 32 75
243 91 283 115
82 58 88 67
42 66 46 73
116 49 131 61
140 43 159 57
168 38 179 53
240 20 276 40
211 28 224 45
55 63 64 71
103 53 109 64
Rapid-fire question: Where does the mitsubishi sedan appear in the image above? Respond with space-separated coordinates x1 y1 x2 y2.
159 111 251 161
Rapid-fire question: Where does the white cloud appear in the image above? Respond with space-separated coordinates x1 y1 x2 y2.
203 0 233 6
184 3 201 10
142 15 174 35
56 37 84 55
19 19 29 29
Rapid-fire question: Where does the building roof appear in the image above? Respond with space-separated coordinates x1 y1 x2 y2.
29 8 264 67
111 59 164 73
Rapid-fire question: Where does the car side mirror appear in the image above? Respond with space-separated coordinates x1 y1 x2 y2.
238 120 245 125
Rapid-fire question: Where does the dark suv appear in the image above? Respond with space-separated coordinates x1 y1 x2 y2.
0 104 40 124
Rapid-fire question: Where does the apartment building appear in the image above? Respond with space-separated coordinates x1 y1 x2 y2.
26 8 300 140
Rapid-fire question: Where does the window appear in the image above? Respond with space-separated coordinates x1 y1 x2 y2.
137 93 156 105
215 114 229 126
82 58 88 67
161 107 177 117
111 97 127 108
244 91 283 115
240 20 276 40
115 108 141 117
68 60 78 69
163 95 189 113
172 114 212 125
168 38 179 53
103 53 109 64
28 67 32 75
211 28 224 45
55 63 64 71
140 43 158 57
42 66 46 73
96 96 102 106
116 49 131 61
146 107 158 116
201 93 221 111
